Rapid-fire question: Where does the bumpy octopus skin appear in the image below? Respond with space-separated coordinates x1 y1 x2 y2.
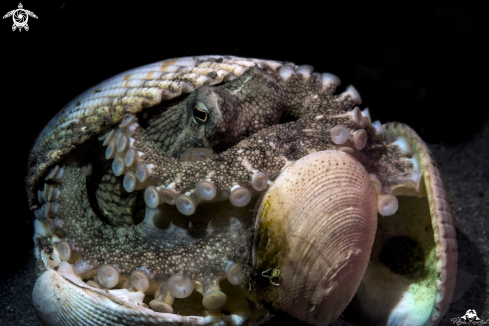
28 56 456 326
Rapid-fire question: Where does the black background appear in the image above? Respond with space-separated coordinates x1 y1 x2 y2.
1 0 487 324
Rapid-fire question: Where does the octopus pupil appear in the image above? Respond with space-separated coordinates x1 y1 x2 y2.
193 105 207 124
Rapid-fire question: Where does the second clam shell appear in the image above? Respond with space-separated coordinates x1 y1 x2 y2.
254 150 378 326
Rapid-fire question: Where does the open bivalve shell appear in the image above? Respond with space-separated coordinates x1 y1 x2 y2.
27 56 457 326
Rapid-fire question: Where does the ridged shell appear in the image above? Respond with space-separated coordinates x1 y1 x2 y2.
26 56 284 197
33 262 271 326
254 150 378 326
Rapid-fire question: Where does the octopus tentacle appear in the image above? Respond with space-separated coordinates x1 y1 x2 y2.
91 65 380 217
26 56 284 204
34 153 261 319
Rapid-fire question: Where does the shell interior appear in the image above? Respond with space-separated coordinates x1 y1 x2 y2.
345 123 457 326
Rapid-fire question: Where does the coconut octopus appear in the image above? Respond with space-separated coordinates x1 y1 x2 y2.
26 56 458 326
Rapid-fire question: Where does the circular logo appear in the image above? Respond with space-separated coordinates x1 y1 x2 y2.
13 9 28 28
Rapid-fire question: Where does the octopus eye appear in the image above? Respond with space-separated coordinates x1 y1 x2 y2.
192 103 208 125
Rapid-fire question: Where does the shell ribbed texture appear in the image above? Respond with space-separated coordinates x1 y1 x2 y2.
33 269 269 326
33 270 171 326
257 150 377 326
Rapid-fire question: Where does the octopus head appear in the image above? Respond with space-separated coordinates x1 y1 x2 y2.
143 65 286 159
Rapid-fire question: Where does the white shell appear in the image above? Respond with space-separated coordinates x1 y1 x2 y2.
33 262 271 326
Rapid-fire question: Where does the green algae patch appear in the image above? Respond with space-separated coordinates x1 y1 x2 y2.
255 192 287 273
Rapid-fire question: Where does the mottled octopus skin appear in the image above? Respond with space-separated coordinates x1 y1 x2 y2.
28 56 457 326
143 66 287 156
